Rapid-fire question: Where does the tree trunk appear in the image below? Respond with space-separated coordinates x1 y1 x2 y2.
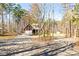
1 11 4 35
69 20 72 37
8 12 11 32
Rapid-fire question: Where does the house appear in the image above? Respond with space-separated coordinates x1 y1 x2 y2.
32 23 40 35
23 24 40 35
24 24 33 31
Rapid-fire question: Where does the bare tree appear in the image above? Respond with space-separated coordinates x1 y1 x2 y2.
62 3 72 37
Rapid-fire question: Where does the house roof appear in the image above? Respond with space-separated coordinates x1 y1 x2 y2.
32 23 40 29
24 23 40 30
24 24 33 30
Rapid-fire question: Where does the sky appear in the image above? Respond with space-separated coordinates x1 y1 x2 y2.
20 3 31 11
20 3 74 21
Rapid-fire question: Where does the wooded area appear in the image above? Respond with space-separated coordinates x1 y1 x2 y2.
0 3 79 56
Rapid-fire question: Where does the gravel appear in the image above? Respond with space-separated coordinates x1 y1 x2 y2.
0 34 76 56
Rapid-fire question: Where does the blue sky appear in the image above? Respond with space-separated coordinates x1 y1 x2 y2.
20 3 74 21
53 4 64 20
20 3 31 11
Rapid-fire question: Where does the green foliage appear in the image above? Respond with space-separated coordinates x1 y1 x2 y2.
0 3 7 10
12 4 26 24
74 3 79 12
72 4 79 25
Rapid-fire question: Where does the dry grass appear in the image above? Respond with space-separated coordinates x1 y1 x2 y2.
75 41 79 47
4 32 17 36
74 37 79 47
32 36 53 45
73 39 79 52
0 32 17 39
0 36 16 39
